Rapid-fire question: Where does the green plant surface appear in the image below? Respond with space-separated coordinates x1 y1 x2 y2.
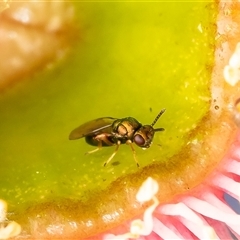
0 2 215 212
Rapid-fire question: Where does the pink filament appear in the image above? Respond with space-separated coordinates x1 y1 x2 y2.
150 136 240 240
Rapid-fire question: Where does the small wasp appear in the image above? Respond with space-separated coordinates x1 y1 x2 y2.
69 109 166 167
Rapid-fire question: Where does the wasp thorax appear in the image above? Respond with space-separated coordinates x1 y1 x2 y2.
133 125 155 148
112 117 141 138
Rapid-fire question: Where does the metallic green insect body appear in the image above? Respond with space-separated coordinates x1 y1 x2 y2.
69 109 166 167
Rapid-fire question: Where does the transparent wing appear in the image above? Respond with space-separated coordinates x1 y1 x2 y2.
69 117 116 140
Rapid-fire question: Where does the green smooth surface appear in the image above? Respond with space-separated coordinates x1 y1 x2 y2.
0 2 216 210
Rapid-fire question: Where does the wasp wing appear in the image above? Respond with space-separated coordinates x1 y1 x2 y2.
69 117 117 140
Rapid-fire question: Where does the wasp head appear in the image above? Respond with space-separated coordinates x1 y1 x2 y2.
133 124 165 148
133 125 154 148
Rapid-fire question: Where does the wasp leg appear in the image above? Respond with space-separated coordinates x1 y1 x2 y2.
126 140 140 167
85 140 102 155
104 140 121 167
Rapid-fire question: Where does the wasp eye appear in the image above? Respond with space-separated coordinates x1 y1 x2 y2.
134 134 145 146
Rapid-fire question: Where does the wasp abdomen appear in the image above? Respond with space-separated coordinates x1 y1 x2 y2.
85 135 115 147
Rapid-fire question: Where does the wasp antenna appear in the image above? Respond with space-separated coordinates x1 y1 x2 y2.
154 127 164 132
151 109 166 127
